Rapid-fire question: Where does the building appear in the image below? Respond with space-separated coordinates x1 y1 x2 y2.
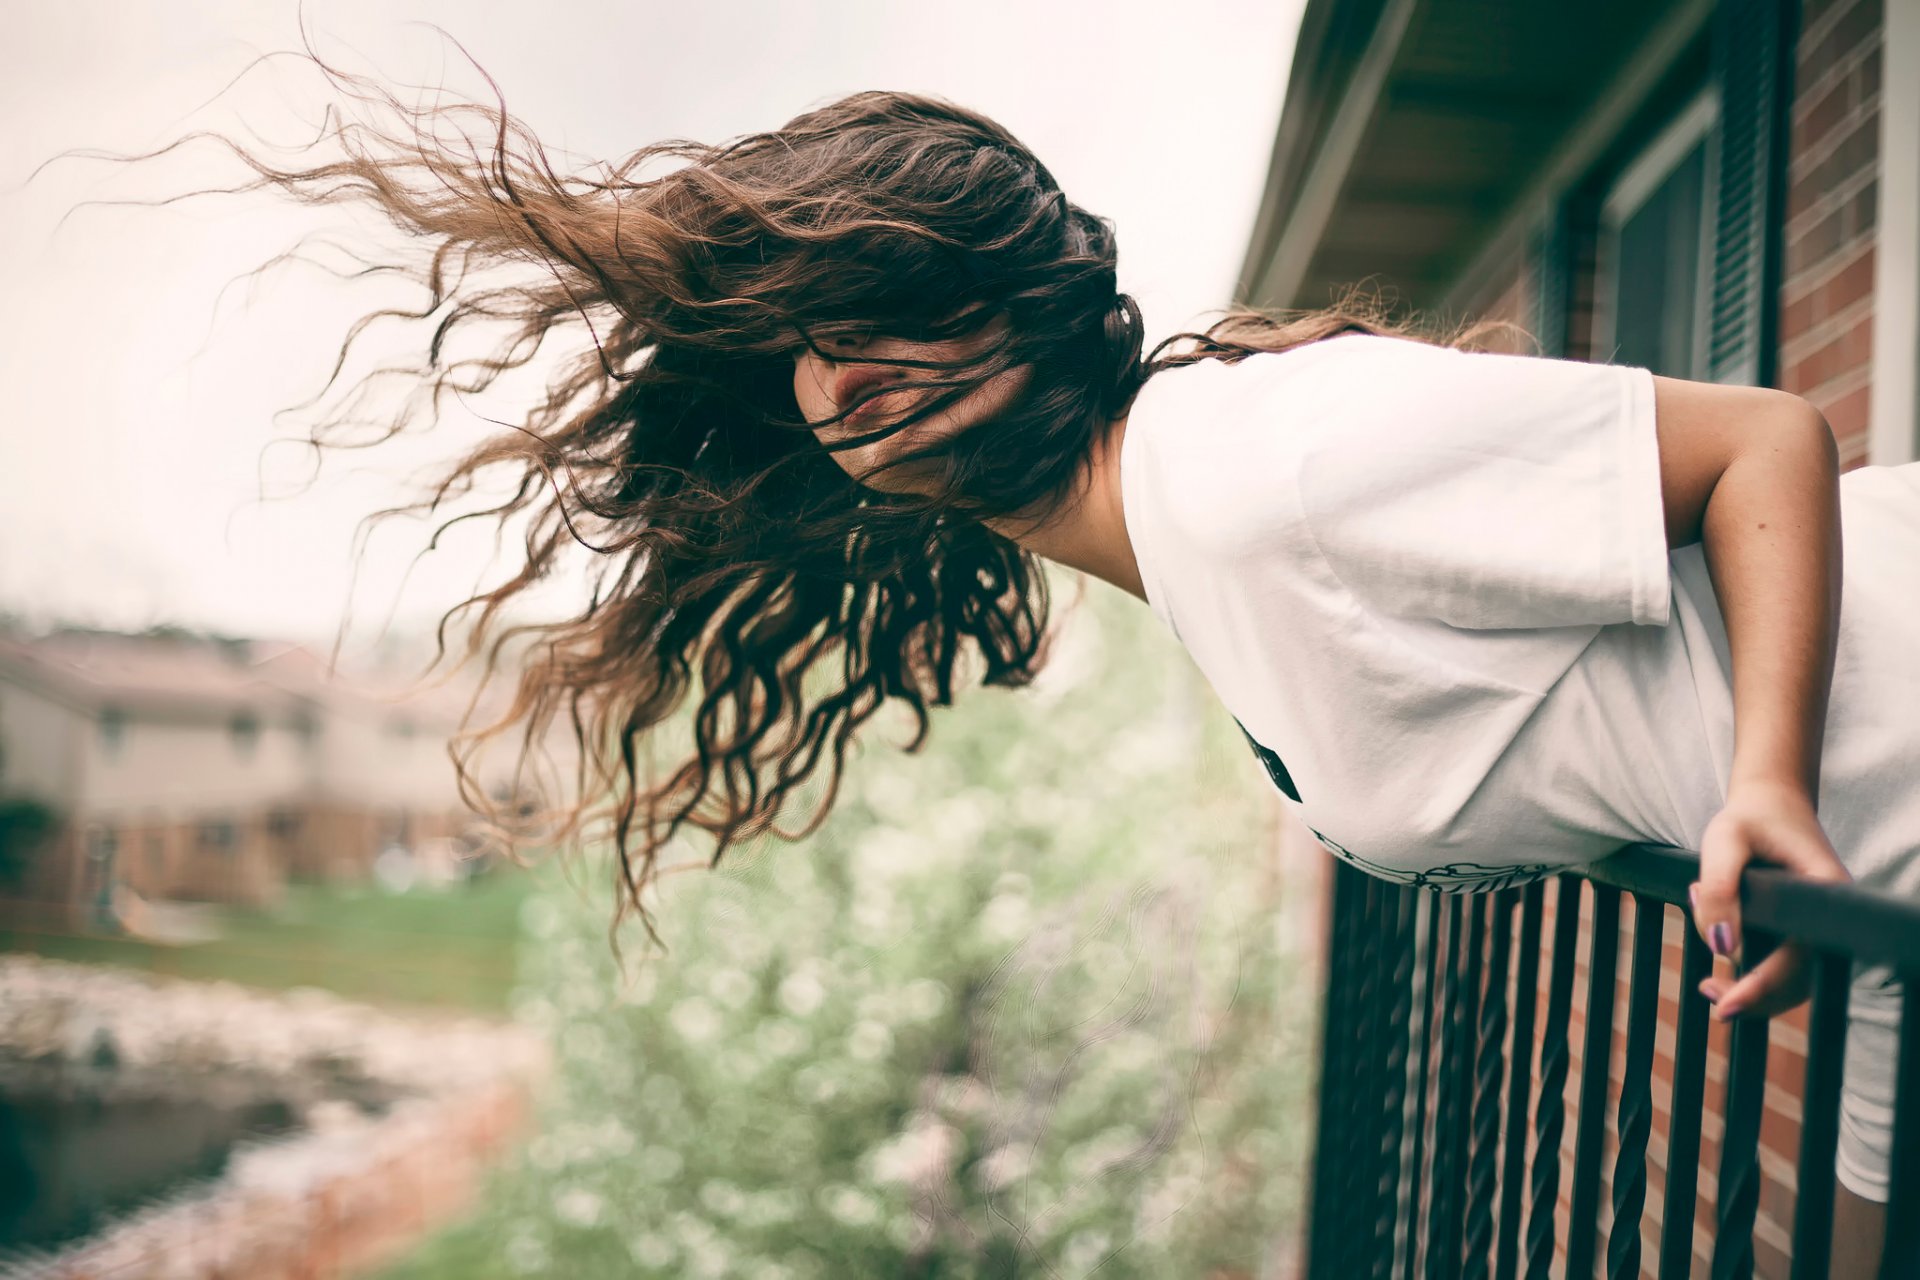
1241 0 1911 466
1239 0 1910 1274
0 629 489 920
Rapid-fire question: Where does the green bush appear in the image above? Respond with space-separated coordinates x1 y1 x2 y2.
398 573 1316 1279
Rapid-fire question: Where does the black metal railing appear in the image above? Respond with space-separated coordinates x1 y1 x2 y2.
1304 843 1920 1280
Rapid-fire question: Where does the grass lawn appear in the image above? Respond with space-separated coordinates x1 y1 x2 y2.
372 1216 517 1280
0 866 540 1014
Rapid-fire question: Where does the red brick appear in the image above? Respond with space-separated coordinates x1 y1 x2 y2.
1784 245 1877 343
1754 1230 1795 1279
1800 0 1853 33
1802 0 1884 79
1766 1042 1808 1096
1761 1096 1804 1158
1799 114 1880 210
1859 41 1883 102
1787 207 1848 279
1782 314 1874 393
1792 76 1857 176
1849 173 1879 238
1815 379 1873 439
1784 290 1817 342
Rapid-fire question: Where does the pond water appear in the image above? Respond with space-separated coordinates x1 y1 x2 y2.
0 1072 299 1252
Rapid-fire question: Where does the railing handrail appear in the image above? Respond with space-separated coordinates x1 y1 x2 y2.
1586 842 1920 969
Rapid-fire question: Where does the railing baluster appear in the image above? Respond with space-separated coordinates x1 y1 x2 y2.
1351 867 1382 1274
1524 876 1584 1280
1788 951 1851 1280
1607 893 1666 1279
1308 861 1363 1280
1348 877 1394 1275
1881 974 1920 1280
1439 895 1486 1279
1426 895 1469 1280
1374 885 1418 1280
1343 865 1379 1275
1566 883 1621 1280
1658 924 1713 1280
1462 890 1513 1280
1710 932 1775 1280
1404 891 1443 1280
1495 880 1544 1280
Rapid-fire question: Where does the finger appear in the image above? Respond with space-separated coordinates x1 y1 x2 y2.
1697 954 1739 1005
1692 818 1747 965
1697 975 1733 1004
1706 947 1809 1021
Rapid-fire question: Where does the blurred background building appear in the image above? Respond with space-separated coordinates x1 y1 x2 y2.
0 628 487 923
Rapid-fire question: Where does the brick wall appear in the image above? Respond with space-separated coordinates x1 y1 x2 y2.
1781 0 1884 465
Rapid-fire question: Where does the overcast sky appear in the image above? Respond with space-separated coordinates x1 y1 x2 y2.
1 0 1301 648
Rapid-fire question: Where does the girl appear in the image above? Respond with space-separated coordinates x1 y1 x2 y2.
109 57 1917 1271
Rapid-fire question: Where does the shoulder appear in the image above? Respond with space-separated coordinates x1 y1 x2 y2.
1132 334 1481 444
1122 350 1318 563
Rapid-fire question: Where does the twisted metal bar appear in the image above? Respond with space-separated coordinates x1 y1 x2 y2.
1461 890 1514 1280
1494 882 1544 1280
1789 952 1851 1280
1426 896 1468 1280
1439 895 1485 1280
1403 892 1442 1280
1372 886 1418 1280
1307 862 1364 1279
1565 884 1620 1280
1883 979 1920 1277
1710 933 1776 1280
1523 876 1584 1280
1428 898 1482 1280
1351 882 1397 1280
1329 875 1366 1274
1606 893 1667 1279
1657 928 1713 1280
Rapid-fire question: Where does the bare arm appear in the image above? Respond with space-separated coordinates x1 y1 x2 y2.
1646 374 1849 1018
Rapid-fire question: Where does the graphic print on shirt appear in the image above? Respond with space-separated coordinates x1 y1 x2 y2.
1232 716 1300 802
1231 716 1556 895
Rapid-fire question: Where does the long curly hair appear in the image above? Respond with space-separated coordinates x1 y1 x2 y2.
61 37 1521 947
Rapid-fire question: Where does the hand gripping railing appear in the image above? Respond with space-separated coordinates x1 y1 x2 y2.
1301 843 1920 1280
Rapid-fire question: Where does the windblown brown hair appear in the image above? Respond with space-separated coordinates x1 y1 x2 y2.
52 32 1526 949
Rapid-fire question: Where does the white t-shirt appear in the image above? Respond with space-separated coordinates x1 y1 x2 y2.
1118 331 1920 899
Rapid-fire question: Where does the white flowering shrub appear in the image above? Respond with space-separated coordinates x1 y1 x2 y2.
403 573 1316 1278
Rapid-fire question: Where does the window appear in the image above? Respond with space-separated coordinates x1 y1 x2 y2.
290 709 319 753
98 706 127 760
1594 90 1718 380
230 712 260 759
198 820 237 854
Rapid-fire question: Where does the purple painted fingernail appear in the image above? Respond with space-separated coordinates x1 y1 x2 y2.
1709 923 1734 957
1713 1000 1743 1021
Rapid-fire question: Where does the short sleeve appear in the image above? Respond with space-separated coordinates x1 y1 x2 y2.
1294 335 1672 631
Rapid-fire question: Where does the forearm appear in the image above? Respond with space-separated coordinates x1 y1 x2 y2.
1699 406 1844 804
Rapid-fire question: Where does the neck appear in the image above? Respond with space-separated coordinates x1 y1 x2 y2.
979 412 1147 604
